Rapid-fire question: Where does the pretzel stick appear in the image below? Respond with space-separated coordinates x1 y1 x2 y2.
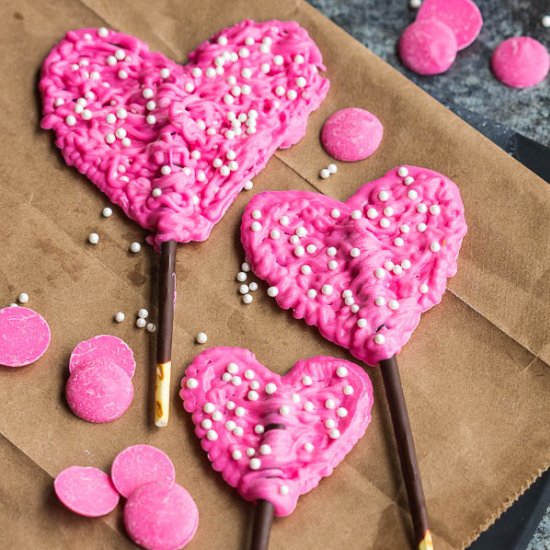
380 355 433 550
154 240 177 427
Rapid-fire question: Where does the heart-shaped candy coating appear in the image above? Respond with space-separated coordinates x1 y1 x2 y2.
180 347 373 516
241 165 467 365
40 21 329 247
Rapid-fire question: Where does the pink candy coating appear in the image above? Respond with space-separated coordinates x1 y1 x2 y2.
491 37 550 89
320 108 383 162
0 307 51 367
69 335 136 378
417 0 483 50
399 19 458 76
111 444 176 498
180 347 373 517
66 363 134 423
40 22 329 248
241 166 467 366
124 481 199 550
54 466 119 517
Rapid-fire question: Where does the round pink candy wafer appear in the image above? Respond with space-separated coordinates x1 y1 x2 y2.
111 444 176 498
69 335 136 378
0 306 51 367
124 481 199 550
66 363 134 423
491 37 550 89
54 466 119 517
320 108 384 162
417 0 483 50
399 19 458 76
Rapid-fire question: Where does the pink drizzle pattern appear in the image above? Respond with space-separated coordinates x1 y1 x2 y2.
40 21 329 247
180 347 373 516
241 166 467 365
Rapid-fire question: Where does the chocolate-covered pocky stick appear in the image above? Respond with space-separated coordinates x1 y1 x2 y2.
40 21 329 426
241 165 467 549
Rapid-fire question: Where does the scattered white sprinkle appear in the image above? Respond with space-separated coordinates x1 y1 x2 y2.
343 385 354 395
325 398 336 410
351 304 360 313
242 294 253 305
378 190 390 201
417 203 428 214
398 166 409 177
306 244 317 254
367 208 378 219
195 332 208 344
400 224 410 234
236 272 247 283
206 430 218 441
136 318 146 329
420 284 429 294
151 188 162 198
325 419 336 429
375 296 386 307
350 247 360 258
233 426 244 436
259 444 272 456
301 265 312 275
249 282 258 292
417 223 427 232
98 27 109 37
232 450 242 460
430 241 441 253
247 391 259 401
146 114 157 125
118 70 128 80
389 300 399 310
136 308 149 319
351 209 362 219
242 262 251 272
81 109 93 120
243 180 254 191
322 284 334 296
249 458 261 470
160 165 172 176
279 405 290 416
267 286 279 298
225 420 236 431
337 407 348 418
327 163 337 174
235 405 245 417
146 323 156 333
402 259 412 269
88 232 99 245
114 312 125 323
408 190 418 200
393 265 403 275
102 207 113 218
65 115 77 126
430 204 441 215
327 247 337 257
384 207 394 217
304 401 314 412
226 401 236 410
296 76 307 88
239 284 250 295
307 289 317 299
246 448 255 457
543 14 550 28
287 89 297 100
328 260 338 270
17 292 29 304
357 318 367 328
304 442 314 452
404 176 415 185
329 429 341 439
226 362 239 375
294 246 305 257
222 373 232 382
394 237 404 247
279 485 289 496
275 86 285 96
380 218 390 228
265 382 278 395
160 68 170 79
202 419 213 430
320 168 330 179
130 242 141 253
279 216 290 226
375 268 386 279
374 334 386 345
331 208 341 218
410 0 422 8
251 221 262 232
255 425 265 434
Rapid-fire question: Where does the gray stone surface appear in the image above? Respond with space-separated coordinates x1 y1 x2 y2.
306 0 550 548
308 0 550 145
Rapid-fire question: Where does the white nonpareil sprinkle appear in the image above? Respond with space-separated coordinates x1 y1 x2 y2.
343 385 354 395
410 0 422 7
430 241 441 253
304 401 314 412
243 180 254 190
152 188 162 198
380 218 390 228
408 189 418 200
294 246 305 257
402 259 412 269
136 318 146 329
114 312 125 323
375 268 386 279
378 190 390 201
251 221 262 232
232 450 242 461
400 224 410 233
246 448 255 457
265 382 277 394
160 68 170 79
331 208 341 218
279 405 290 416
259 444 272 455
367 208 378 219
327 163 337 174
384 207 394 217
374 334 386 345
186 378 199 390
351 209 362 220
247 391 259 401
287 89 297 100
304 442 314 452
251 210 262 220
417 222 427 232
279 485 289 496
301 265 312 275
88 232 99 244
242 262 251 272
389 300 399 310
239 284 249 295
118 70 128 80
146 323 156 333
420 284 429 294
237 272 247 282
398 166 409 177
325 419 336 429
350 247 360 258
542 14 550 28
203 402 215 414
17 292 29 304
249 282 258 292
137 308 149 319
319 168 330 179
147 115 157 125
65 115 77 126
375 296 386 307
102 207 113 218
430 204 441 215
337 407 348 418
393 265 403 275
255 425 265 434
98 27 108 37
233 426 244 436
417 203 428 214
351 304 360 313
327 247 337 257
249 458 261 470
306 244 317 254
322 284 333 296
296 76 307 88
328 260 338 270
325 398 336 409
330 429 341 439
267 286 279 297
394 237 404 247
130 242 141 253
242 294 253 305
195 332 208 344
206 430 218 441
160 165 172 176
404 176 415 185
307 289 317 299
357 318 367 328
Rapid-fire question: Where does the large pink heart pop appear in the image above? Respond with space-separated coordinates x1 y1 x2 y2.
241 166 467 365
180 347 373 516
40 21 329 247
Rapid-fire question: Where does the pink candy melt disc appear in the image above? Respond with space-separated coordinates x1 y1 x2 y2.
491 37 550 89
321 108 384 162
0 306 51 367
111 445 176 498
66 363 134 423
399 19 458 76
417 0 483 50
69 335 136 378
54 466 119 517
124 482 199 550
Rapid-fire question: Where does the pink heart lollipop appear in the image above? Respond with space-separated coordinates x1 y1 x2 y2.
180 347 373 522
241 165 467 549
40 21 329 427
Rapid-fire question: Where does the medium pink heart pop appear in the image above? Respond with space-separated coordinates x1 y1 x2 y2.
180 347 373 516
241 165 467 366
40 21 329 247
